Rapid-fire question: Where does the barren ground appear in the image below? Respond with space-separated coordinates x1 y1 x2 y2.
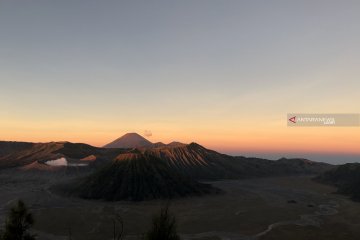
0 169 359 240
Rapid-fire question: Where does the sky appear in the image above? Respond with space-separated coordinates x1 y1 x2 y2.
1 1 360 164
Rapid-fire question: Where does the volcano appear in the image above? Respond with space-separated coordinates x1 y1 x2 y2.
103 133 153 148
67 151 220 201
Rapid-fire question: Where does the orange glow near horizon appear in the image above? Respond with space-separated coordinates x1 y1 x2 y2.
2 1 360 163
1 118 360 156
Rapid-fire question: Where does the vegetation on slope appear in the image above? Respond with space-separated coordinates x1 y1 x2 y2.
0 200 182 240
67 152 220 201
315 163 360 201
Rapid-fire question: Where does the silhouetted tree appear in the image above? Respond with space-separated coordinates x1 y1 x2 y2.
145 205 180 240
67 225 72 240
112 213 125 240
1 200 36 240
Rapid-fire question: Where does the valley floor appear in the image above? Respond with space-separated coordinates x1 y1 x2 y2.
0 170 359 240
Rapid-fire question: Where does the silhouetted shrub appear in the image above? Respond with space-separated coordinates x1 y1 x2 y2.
1 200 36 240
145 205 180 240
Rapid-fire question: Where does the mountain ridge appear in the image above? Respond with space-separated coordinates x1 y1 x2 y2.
103 133 187 149
315 163 360 201
0 135 332 180
1 135 334 201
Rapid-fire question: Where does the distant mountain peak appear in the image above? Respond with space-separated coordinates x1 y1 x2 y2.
103 132 189 149
103 132 153 149
123 132 142 137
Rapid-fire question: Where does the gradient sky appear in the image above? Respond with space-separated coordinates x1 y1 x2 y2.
1 1 360 163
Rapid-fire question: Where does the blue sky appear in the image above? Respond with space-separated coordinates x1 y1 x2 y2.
1 1 360 163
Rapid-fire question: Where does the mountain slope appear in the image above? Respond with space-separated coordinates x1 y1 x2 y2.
1 138 334 202
0 141 126 169
140 143 332 180
66 152 220 201
61 143 331 201
0 142 64 169
0 141 35 158
103 133 153 148
0 139 331 179
315 163 360 201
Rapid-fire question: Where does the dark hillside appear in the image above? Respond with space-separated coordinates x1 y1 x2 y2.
67 152 220 201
